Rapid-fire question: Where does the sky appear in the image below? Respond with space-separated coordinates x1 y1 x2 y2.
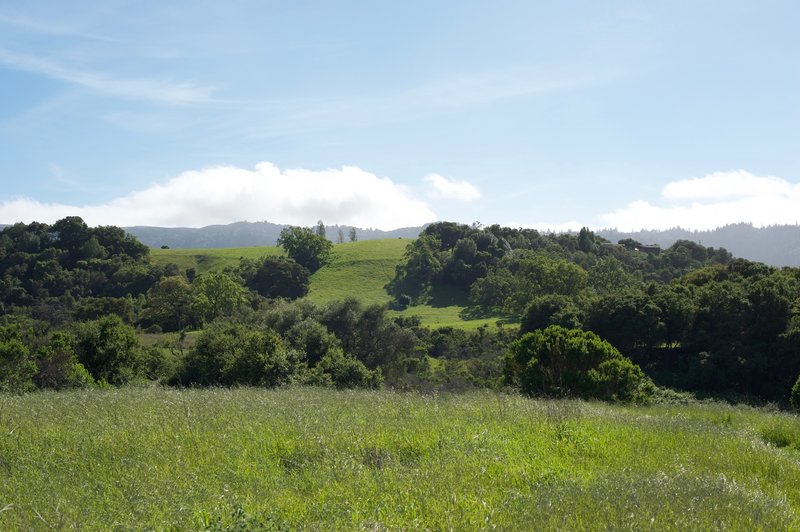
1 0 799 231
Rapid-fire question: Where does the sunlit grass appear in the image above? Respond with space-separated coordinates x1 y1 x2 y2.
1 387 799 529
151 245 282 274
306 239 409 306
151 239 510 329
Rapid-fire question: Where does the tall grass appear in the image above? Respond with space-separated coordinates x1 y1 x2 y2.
1 387 798 529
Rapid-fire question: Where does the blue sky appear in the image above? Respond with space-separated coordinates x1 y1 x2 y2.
1 0 799 230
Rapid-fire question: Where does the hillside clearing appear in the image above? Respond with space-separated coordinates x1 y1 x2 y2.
151 239 514 329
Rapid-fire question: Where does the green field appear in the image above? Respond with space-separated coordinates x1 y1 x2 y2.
151 240 514 329
151 245 283 274
1 387 799 529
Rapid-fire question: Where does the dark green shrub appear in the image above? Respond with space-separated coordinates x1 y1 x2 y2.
0 336 36 393
520 294 583 334
506 325 652 402
791 374 800 411
34 331 94 389
319 349 382 389
286 318 340 366
74 315 147 385
182 323 299 387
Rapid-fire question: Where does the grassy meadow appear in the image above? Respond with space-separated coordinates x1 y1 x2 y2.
1 386 799 529
151 239 514 330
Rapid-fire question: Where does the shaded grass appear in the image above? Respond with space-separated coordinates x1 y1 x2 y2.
1 387 799 529
389 305 509 330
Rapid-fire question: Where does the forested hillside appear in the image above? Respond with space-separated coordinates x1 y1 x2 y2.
2 217 800 407
599 223 800 267
390 222 800 403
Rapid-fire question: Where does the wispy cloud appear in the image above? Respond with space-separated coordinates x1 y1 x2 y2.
0 10 113 41
0 162 437 230
236 64 610 138
600 170 800 231
402 65 604 109
0 49 217 105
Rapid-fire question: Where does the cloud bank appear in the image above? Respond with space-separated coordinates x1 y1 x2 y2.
0 163 437 230
424 173 481 201
601 170 800 231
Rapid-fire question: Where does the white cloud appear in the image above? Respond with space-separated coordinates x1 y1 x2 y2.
0 163 437 230
662 170 792 201
601 170 800 231
424 174 481 201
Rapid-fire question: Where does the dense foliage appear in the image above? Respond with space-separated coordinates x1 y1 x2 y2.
390 222 800 403
506 325 653 402
277 225 333 273
3 217 800 406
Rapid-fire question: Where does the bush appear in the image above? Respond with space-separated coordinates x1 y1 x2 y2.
0 336 36 393
319 349 382 389
34 331 94 389
520 294 582 334
241 256 310 300
74 315 147 385
506 325 652 402
791 374 800 411
182 323 299 387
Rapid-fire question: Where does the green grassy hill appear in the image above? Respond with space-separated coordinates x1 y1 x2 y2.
151 240 511 329
150 245 283 274
2 387 799 529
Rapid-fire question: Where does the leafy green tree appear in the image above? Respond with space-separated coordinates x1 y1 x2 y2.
240 256 310 299
318 348 382 389
468 267 516 310
34 331 94 389
348 227 358 242
286 318 341 366
588 256 640 293
182 323 299 386
506 325 652 401
791 374 800 411
278 226 333 272
52 216 91 266
520 294 583 334
651 284 695 347
74 315 146 385
577 227 596 253
586 291 664 351
142 276 196 331
191 272 246 323
0 328 36 393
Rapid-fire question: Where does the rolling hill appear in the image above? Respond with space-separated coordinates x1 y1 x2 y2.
151 239 508 330
128 221 800 266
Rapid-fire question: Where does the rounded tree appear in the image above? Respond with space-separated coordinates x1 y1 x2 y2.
277 226 332 273
506 325 652 402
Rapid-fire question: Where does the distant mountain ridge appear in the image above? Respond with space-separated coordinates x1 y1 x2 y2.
595 224 800 267
3 221 800 267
